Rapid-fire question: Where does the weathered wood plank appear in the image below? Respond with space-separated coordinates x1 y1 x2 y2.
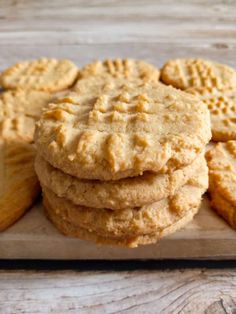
1 0 236 28
1 30 236 45
0 0 236 44
0 269 236 313
0 43 236 70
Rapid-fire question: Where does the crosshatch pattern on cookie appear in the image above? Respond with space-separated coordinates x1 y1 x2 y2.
0 90 53 142
161 59 236 90
188 87 236 141
35 79 211 180
77 59 160 81
0 58 78 92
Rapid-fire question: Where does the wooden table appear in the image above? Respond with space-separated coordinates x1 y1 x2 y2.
1 0 236 312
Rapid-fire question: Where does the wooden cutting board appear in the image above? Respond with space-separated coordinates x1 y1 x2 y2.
0 196 235 260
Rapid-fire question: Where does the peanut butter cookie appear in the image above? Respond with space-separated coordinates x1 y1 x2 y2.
44 199 200 248
42 157 208 247
0 89 53 142
187 87 236 141
75 58 160 83
35 153 204 210
206 141 236 228
161 58 236 90
0 58 78 92
0 139 40 231
35 80 211 180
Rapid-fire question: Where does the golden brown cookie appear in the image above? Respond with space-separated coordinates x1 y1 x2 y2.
76 58 160 82
161 58 236 90
0 139 40 231
187 87 236 142
35 80 211 180
206 141 236 228
42 157 208 247
44 198 199 248
0 58 78 92
35 153 204 210
0 89 53 142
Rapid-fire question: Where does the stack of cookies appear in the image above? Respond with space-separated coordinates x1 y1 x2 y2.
161 58 236 229
2 57 236 242
34 59 211 247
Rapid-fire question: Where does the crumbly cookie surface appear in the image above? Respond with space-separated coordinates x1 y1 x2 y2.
44 197 199 248
35 80 211 180
36 153 204 210
0 139 40 231
75 58 160 83
0 58 78 92
187 87 236 142
0 89 53 142
42 157 208 242
206 141 236 228
161 58 236 90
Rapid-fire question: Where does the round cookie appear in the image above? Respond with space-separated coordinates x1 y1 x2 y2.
206 141 236 228
0 58 78 92
75 58 160 83
187 87 236 142
0 139 41 231
35 153 204 210
44 198 199 248
35 80 211 180
161 58 236 90
0 89 53 142
42 157 208 245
